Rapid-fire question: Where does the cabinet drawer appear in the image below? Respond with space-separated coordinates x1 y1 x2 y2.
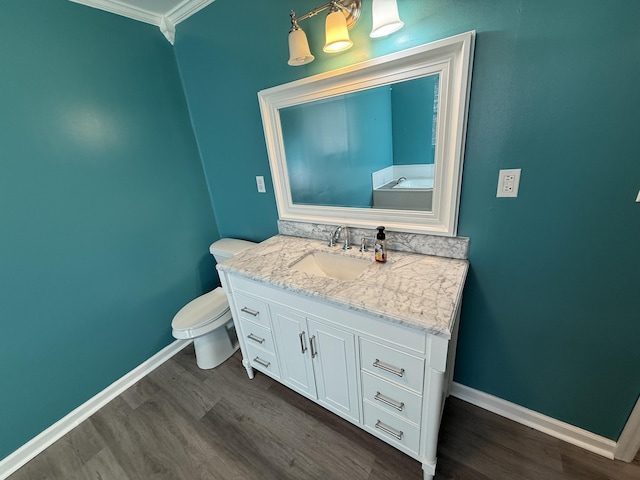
239 318 276 355
363 401 420 455
245 343 280 379
362 371 422 426
234 292 271 329
360 338 425 394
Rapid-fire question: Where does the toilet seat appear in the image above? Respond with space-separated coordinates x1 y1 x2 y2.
171 287 232 340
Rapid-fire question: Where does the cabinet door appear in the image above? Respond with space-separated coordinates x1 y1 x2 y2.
308 318 360 423
271 305 317 399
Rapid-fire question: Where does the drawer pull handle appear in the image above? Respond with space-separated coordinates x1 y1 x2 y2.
375 420 403 440
374 391 405 411
247 333 265 344
253 357 270 368
241 307 259 317
299 331 307 353
373 359 405 377
310 335 317 358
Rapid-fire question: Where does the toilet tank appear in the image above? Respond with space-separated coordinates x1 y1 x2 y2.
209 238 256 263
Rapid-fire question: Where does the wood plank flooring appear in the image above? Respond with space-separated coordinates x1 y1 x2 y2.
8 344 640 480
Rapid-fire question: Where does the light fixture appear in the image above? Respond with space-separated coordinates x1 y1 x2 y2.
323 6 353 53
288 17 315 66
287 0 404 66
370 0 404 38
288 1 361 66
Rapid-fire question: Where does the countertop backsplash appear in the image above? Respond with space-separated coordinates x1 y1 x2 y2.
278 220 469 260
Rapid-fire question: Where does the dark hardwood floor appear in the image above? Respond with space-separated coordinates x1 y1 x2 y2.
9 344 640 479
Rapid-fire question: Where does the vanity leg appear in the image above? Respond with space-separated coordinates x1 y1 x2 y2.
421 368 445 480
242 357 255 379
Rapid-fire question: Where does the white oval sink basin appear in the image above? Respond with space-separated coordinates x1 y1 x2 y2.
291 251 371 281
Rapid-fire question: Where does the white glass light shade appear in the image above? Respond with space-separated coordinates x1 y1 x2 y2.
323 10 353 53
370 0 404 38
288 28 315 66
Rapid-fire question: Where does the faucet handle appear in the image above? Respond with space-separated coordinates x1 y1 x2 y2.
359 237 367 252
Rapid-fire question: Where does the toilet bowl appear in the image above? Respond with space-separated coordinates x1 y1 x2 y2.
171 238 255 369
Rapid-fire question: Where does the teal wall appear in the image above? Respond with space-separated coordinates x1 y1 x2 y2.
281 87 392 208
2 0 638 461
391 75 437 165
176 0 640 440
0 0 219 459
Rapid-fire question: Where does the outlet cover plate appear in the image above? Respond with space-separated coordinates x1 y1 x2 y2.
497 169 521 198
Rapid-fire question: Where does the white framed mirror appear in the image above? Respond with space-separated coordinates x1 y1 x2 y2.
258 31 475 236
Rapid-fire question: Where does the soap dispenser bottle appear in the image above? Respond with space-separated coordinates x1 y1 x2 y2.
374 226 387 263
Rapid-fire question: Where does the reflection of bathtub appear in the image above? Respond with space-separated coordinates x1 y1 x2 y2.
393 178 434 189
373 178 433 211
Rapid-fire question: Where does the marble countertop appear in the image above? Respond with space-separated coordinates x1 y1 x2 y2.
217 235 469 339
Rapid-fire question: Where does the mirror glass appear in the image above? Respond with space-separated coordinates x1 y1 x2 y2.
259 32 475 236
280 74 439 211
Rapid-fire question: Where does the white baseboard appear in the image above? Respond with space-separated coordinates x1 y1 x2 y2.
0 339 192 480
614 394 640 462
449 382 617 459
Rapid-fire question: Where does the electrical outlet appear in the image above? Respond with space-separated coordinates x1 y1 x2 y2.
256 176 266 193
497 169 521 198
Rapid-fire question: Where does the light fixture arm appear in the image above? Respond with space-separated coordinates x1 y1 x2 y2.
290 0 361 30
289 11 301 31
291 2 334 25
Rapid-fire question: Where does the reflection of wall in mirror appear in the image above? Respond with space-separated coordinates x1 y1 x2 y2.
392 74 438 166
280 87 392 208
280 74 439 209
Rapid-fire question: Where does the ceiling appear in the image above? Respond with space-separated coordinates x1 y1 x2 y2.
69 0 214 44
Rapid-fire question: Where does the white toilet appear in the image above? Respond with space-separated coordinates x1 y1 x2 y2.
171 238 255 369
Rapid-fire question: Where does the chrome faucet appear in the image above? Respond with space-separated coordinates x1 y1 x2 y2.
329 225 351 250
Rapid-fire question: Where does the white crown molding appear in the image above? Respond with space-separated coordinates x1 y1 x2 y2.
0 340 192 480
449 382 617 459
68 0 215 43
166 0 215 25
160 15 176 44
69 0 160 26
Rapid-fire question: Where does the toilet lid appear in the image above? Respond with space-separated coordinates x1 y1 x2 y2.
171 287 230 331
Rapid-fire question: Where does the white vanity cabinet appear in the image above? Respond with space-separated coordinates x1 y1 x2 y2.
270 305 317 397
233 291 281 379
307 317 360 422
270 304 360 423
220 272 461 480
